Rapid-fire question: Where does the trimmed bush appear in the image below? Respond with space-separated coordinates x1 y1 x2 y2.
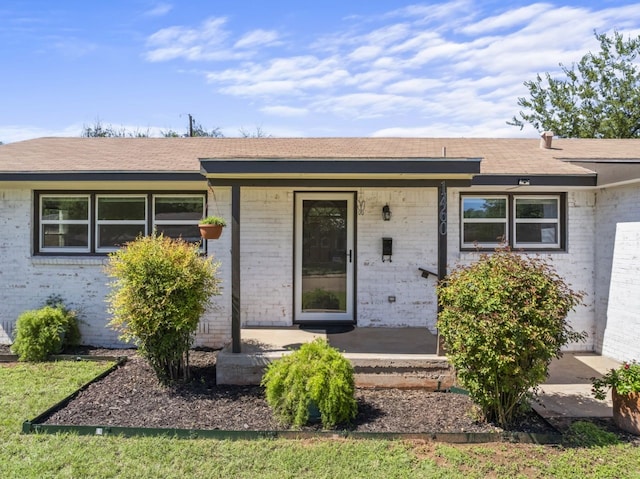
437 248 586 427
261 338 357 428
11 298 80 361
106 234 220 384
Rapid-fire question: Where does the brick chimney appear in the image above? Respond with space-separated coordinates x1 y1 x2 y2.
540 131 554 149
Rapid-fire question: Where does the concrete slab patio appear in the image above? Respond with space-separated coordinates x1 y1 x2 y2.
533 353 621 428
215 326 453 388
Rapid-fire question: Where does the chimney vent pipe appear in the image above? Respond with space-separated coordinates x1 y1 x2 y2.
540 131 554 149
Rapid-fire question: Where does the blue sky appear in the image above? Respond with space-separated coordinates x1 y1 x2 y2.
1 0 639 143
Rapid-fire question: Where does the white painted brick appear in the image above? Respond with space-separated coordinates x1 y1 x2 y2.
1 182 625 357
601 222 640 361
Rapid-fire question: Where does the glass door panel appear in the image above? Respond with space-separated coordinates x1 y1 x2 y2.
295 193 354 322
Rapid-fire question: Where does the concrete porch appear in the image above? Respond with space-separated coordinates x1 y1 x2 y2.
215 326 454 389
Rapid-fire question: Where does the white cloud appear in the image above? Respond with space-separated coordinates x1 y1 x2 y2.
234 29 280 49
144 3 173 17
385 78 444 94
460 3 550 35
145 2 640 137
260 105 308 117
348 45 382 61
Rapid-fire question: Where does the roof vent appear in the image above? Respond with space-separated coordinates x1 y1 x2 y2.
540 131 554 149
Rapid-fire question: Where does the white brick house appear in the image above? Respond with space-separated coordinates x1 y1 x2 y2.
0 136 638 361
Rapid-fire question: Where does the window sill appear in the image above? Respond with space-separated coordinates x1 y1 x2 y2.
31 256 108 266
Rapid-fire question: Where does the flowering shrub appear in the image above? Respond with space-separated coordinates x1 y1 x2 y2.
592 361 640 400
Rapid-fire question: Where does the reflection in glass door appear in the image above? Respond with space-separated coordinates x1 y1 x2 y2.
295 193 354 322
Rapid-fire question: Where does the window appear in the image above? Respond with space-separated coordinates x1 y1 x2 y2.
36 192 206 254
461 194 564 250
96 195 147 252
461 196 507 248
40 195 90 253
153 195 204 245
514 197 560 249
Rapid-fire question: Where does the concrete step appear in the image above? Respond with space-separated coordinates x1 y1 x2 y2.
215 327 452 389
215 347 454 389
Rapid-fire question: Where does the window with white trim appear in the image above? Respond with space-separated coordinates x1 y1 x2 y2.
153 195 204 245
513 197 560 249
461 194 564 250
40 195 91 253
461 196 508 248
96 195 147 252
36 192 206 254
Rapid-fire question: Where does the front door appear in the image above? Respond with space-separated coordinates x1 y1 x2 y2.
295 192 354 322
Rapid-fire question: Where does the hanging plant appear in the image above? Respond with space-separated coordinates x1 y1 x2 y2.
198 216 226 240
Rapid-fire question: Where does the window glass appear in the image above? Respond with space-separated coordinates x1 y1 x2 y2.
461 194 562 250
516 198 558 219
97 197 146 220
461 196 508 247
463 198 506 219
37 193 207 254
98 225 146 248
515 223 558 244
42 197 88 221
463 223 506 244
42 224 89 248
155 196 203 221
40 196 90 251
96 196 147 251
153 195 205 245
155 225 201 243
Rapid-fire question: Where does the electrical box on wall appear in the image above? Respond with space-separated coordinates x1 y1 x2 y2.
382 237 392 262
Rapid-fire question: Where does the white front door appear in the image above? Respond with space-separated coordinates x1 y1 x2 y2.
294 192 354 322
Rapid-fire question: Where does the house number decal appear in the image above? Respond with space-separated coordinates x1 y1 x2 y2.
439 181 447 236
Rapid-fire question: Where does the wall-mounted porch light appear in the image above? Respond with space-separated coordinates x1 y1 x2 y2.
382 204 391 221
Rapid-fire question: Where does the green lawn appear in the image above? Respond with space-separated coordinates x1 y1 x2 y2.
1 360 639 479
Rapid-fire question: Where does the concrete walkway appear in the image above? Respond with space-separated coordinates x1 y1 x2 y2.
533 352 621 428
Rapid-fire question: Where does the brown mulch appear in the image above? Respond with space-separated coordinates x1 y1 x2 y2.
28 348 553 434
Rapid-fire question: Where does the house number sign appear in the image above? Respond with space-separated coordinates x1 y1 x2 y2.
439 181 447 236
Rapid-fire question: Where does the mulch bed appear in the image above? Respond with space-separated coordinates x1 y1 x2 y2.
28 348 554 435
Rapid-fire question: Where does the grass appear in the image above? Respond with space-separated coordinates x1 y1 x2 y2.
1 360 639 478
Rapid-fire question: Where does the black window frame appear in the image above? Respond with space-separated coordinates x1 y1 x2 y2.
34 191 207 256
460 193 566 251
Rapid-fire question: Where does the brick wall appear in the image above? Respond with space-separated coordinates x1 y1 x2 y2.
594 184 640 356
0 186 232 349
601 222 640 361
0 184 600 352
448 188 597 352
221 187 440 330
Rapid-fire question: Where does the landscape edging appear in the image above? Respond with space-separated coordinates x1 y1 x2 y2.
19 354 562 444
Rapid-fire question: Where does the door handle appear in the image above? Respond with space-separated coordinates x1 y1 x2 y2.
348 249 352 263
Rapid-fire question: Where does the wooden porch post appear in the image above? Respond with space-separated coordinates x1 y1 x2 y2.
231 185 241 353
436 180 447 356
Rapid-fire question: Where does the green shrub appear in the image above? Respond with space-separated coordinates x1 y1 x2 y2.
261 338 357 429
11 298 80 361
106 234 220 384
563 420 620 447
437 248 586 428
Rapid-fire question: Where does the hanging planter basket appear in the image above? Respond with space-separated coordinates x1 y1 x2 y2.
198 224 224 240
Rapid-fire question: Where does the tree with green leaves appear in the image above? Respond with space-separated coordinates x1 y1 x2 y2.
81 119 150 137
509 31 640 138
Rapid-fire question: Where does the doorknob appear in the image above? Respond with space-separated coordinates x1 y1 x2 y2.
347 249 352 263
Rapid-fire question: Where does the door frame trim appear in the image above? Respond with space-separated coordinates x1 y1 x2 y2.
293 191 357 324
